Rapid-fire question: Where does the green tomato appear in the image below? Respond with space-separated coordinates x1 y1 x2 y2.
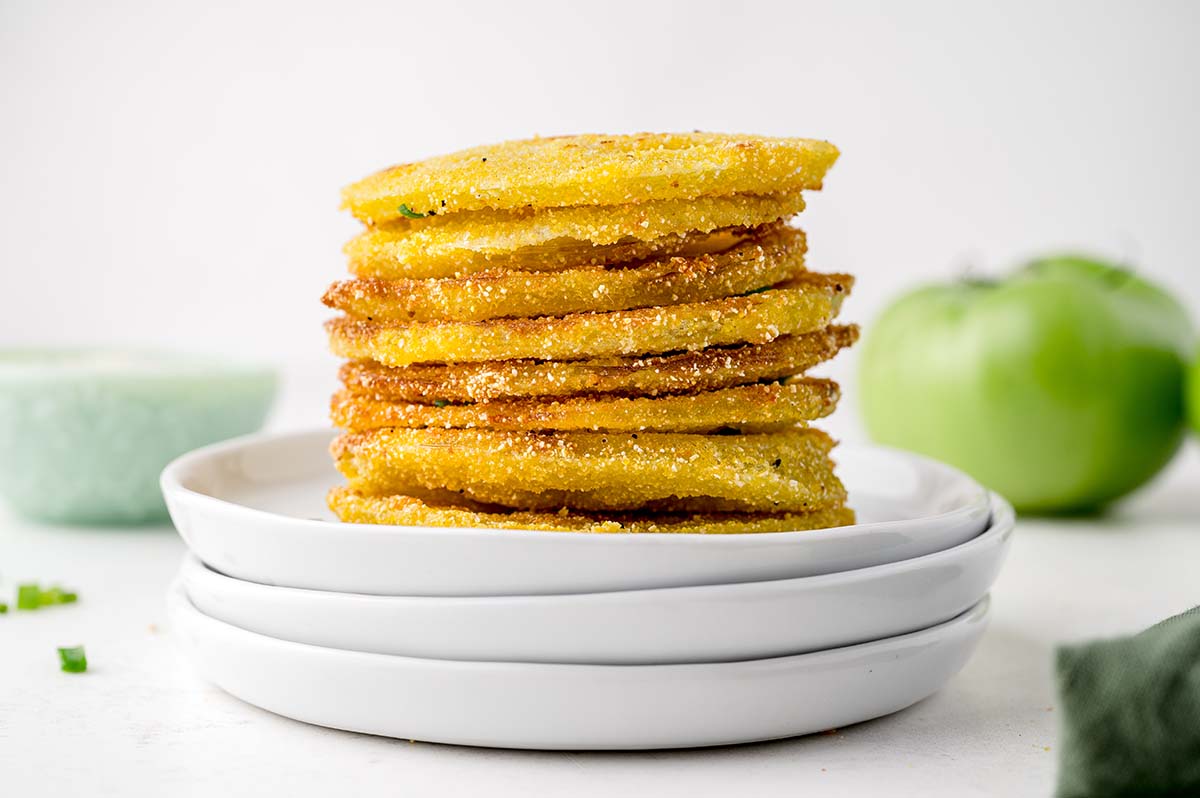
1189 347 1200 436
859 256 1194 513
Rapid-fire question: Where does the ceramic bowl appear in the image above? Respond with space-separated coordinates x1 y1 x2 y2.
0 349 275 524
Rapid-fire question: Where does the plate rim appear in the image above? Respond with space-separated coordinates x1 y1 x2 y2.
170 578 992 671
180 491 1012 604
161 427 993 544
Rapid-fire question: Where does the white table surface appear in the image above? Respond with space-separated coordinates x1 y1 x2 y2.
2 379 1198 796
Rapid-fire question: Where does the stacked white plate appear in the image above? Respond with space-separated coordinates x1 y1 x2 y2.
162 429 1012 750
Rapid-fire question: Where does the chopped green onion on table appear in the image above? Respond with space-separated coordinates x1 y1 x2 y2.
58 646 88 674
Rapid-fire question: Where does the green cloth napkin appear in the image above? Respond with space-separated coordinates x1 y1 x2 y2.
1055 606 1200 797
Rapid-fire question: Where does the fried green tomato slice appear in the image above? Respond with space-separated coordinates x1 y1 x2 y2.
328 487 855 534
347 227 746 282
331 377 839 434
339 324 859 402
345 193 805 279
326 274 852 367
325 226 807 322
342 132 838 223
331 427 845 513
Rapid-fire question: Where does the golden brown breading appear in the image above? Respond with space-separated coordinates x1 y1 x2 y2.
339 325 859 402
331 377 839 434
331 427 845 513
348 226 754 281
326 275 852 367
345 193 804 279
328 487 855 533
326 226 807 322
342 133 838 223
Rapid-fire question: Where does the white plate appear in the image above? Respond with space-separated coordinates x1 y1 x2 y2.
180 493 1010 664
169 583 990 750
162 429 990 596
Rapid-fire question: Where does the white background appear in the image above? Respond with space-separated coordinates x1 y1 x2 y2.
3 0 1199 437
4 4 1200 795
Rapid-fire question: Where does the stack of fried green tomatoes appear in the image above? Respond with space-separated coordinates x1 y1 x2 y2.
322 132 858 533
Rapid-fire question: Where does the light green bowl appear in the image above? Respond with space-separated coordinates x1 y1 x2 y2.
0 349 277 525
